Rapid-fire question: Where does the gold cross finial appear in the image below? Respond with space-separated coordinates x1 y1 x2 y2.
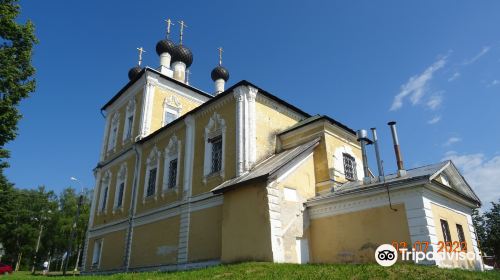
164 18 174 39
136 47 146 66
217 47 223 66
178 20 188 45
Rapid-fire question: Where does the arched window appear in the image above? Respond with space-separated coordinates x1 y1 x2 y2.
122 99 136 143
143 146 161 201
113 163 127 212
98 170 112 214
203 112 226 183
163 135 181 192
107 112 120 152
162 95 182 126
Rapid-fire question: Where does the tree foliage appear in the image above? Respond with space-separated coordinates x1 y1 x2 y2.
0 0 37 171
0 186 90 271
473 200 500 261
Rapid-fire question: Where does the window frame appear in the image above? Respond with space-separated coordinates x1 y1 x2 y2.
342 153 357 181
122 99 136 143
440 219 452 243
203 112 226 183
98 171 111 215
143 147 161 201
113 163 127 212
456 224 467 251
107 113 120 153
92 239 103 269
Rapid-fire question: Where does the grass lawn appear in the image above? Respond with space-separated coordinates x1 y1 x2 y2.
6 262 500 280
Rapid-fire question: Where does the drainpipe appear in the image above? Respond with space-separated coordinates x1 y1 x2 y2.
124 143 141 271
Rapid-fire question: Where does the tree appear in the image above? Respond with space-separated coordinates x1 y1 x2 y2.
0 0 38 172
472 208 487 252
484 201 500 260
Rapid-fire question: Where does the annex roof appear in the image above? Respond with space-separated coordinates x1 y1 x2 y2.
212 138 320 194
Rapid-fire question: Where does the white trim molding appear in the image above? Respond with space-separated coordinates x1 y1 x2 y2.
98 170 112 215
162 95 182 126
122 99 136 144
182 115 195 200
233 85 258 176
143 146 161 202
163 135 181 194
203 112 226 183
113 162 128 213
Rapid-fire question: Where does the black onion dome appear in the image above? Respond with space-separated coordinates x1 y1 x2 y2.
211 65 230 81
172 45 193 67
128 66 142 81
155 39 176 55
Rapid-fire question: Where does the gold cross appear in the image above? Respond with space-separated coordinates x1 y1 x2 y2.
217 47 223 66
164 18 174 39
178 20 188 45
136 47 146 66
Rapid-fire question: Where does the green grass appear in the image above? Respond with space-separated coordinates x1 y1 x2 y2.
6 262 500 280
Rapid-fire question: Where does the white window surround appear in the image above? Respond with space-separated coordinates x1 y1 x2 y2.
91 238 103 269
162 135 181 194
143 146 161 202
98 171 112 215
122 99 136 143
162 95 182 126
203 112 226 183
107 112 120 153
113 163 127 213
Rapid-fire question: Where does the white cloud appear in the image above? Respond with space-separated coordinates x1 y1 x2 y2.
448 72 460 82
428 116 441 124
463 46 491 65
390 56 447 111
444 137 461 146
427 94 443 110
442 151 500 208
487 79 499 87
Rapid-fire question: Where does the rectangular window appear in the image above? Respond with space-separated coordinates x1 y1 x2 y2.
343 153 357 181
92 239 102 267
117 182 125 207
440 219 452 243
126 115 133 138
146 168 157 197
168 159 178 189
456 224 467 251
101 187 108 212
210 135 223 174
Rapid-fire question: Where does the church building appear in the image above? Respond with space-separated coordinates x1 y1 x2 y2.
82 20 484 273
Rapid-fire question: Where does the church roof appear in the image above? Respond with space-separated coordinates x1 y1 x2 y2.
212 137 320 194
278 114 356 136
101 67 213 111
138 79 314 144
309 161 482 207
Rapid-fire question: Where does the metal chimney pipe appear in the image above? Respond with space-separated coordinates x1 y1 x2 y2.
357 129 371 184
370 128 384 181
387 121 406 177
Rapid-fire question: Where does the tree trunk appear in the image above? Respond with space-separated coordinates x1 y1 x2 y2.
73 243 81 273
15 252 22 271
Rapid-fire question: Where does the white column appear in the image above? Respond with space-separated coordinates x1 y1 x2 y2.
172 61 186 82
139 80 155 138
215 79 225 94
246 86 258 167
183 115 195 199
233 87 245 176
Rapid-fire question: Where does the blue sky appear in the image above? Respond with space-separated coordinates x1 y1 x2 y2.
7 1 500 209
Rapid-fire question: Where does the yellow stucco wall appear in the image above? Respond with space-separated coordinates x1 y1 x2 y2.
323 132 362 185
191 98 237 196
93 154 136 227
149 87 203 134
277 154 316 199
135 126 186 215
221 182 273 263
309 204 411 263
103 91 143 162
431 203 479 269
85 230 126 271
129 215 180 267
188 205 223 262
255 100 300 163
